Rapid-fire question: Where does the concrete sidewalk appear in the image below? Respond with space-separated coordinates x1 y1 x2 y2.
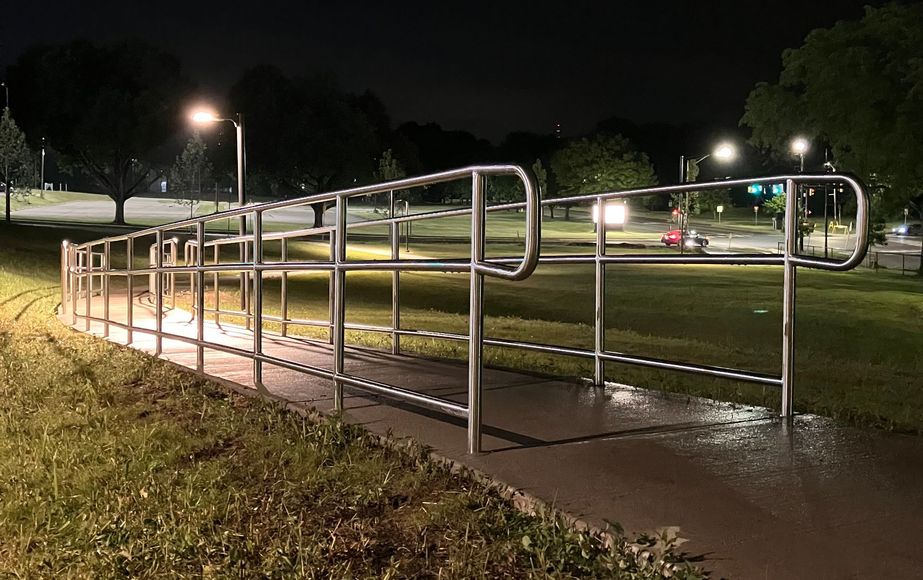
66 293 923 579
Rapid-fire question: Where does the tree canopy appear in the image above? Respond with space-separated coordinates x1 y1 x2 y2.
549 134 656 218
0 108 33 221
8 40 192 223
229 66 389 226
741 3 923 215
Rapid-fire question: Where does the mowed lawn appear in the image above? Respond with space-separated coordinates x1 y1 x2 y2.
175 229 922 434
0 225 701 578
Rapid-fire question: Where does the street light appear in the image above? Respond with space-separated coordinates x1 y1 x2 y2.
191 108 248 315
790 137 809 172
0 82 8 109
677 142 737 252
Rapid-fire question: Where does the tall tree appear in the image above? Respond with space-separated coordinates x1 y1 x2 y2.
550 134 656 220
740 3 923 257
169 133 212 218
0 108 32 222
8 40 192 223
229 66 382 228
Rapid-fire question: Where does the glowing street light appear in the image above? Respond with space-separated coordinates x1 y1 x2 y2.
191 108 248 313
677 141 737 253
790 137 809 172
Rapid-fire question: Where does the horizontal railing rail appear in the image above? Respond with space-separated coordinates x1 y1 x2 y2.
62 168 869 453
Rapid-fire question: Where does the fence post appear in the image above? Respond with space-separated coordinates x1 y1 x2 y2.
155 231 164 356
253 210 265 393
70 246 78 326
85 244 92 332
103 240 110 338
328 233 336 345
213 245 220 326
196 223 205 372
781 178 797 419
468 172 486 455
595 196 607 386
281 237 288 337
332 196 347 411
126 237 133 344
60 241 68 318
390 190 401 355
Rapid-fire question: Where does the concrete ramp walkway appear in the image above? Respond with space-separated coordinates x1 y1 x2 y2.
65 291 923 579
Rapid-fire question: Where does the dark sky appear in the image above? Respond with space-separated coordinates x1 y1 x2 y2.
3 0 880 141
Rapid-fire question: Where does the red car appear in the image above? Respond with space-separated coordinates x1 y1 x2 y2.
661 229 709 247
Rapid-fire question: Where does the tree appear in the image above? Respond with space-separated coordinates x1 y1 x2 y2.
8 40 192 224
740 3 923 259
374 149 406 214
0 108 33 222
169 133 212 218
229 66 383 227
697 188 731 219
550 134 656 220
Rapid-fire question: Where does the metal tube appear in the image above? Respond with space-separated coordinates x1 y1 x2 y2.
70 246 78 326
103 241 110 338
468 172 486 455
196 223 205 372
332 196 347 411
594 197 606 386
60 241 68 317
126 238 133 344
85 245 92 331
154 231 163 356
328 233 335 345
281 238 288 337
781 178 798 419
253 210 264 392
213 244 220 326
170 240 177 310
237 117 248 326
390 190 400 354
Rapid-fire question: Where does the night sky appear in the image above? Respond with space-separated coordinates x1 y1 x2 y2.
4 0 880 142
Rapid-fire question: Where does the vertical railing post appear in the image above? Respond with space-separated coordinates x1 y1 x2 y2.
85 244 92 331
281 237 289 337
390 190 400 354
196 223 206 372
103 240 111 338
467 172 486 455
594 197 606 386
213 245 220 326
185 241 194 319
332 196 347 411
155 231 164 356
60 241 68 317
328 233 336 345
70 246 78 326
171 240 178 310
252 210 265 393
781 178 798 419
126 237 134 344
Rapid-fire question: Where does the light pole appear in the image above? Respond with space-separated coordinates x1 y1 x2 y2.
678 142 735 253
191 110 247 314
791 137 810 251
40 138 46 196
0 82 8 110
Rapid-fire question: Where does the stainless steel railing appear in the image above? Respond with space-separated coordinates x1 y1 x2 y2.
61 167 868 453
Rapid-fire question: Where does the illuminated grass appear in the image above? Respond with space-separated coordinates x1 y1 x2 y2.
0 226 704 577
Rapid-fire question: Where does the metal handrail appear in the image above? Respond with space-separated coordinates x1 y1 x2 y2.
62 168 869 454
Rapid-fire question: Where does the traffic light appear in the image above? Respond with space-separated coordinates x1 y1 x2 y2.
748 184 764 195
771 183 785 195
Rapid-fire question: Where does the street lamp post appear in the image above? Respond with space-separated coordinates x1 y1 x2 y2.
40 138 46 197
678 143 735 253
791 137 810 251
1 82 8 110
191 110 248 317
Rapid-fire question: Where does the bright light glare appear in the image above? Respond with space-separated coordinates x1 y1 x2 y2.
791 137 809 155
191 111 219 124
713 143 736 161
592 202 627 225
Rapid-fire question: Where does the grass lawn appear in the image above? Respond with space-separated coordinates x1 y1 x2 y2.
169 233 921 435
0 225 704 577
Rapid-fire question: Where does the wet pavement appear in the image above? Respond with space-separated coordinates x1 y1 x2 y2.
64 292 923 579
